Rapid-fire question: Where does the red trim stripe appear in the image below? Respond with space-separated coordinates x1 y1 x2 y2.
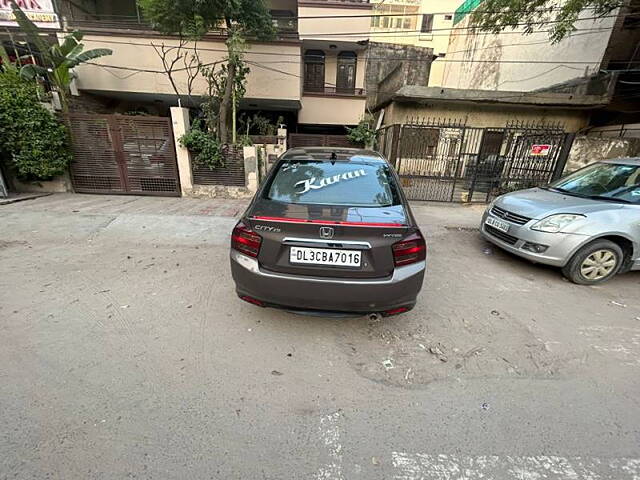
383 307 409 316
251 216 406 227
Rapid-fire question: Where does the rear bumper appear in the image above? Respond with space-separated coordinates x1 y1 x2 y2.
230 250 425 313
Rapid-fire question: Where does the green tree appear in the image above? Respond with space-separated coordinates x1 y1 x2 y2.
470 0 622 43
138 0 275 143
10 1 112 111
0 69 71 180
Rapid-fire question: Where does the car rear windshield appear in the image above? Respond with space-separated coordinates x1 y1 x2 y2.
266 159 402 207
550 162 640 204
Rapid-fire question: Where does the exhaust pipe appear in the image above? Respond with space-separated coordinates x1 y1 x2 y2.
368 313 381 321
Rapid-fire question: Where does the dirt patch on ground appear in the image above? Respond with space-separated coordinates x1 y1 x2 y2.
337 306 588 389
330 226 640 389
0 240 28 250
443 225 480 232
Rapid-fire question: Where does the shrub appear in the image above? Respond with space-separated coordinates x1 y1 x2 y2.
0 71 71 180
347 115 376 148
179 120 225 169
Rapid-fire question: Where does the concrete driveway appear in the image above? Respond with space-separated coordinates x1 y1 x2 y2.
1 194 639 479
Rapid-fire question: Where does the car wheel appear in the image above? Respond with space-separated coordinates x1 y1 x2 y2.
562 240 624 285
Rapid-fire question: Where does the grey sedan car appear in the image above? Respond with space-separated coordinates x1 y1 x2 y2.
230 147 426 316
481 158 640 284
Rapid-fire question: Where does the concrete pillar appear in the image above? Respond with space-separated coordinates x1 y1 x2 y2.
170 107 193 195
243 146 258 193
277 125 287 151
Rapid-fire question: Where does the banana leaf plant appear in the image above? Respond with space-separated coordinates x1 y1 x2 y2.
10 0 112 111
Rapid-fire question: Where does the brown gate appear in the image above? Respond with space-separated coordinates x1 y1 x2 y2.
67 114 180 196
289 133 355 148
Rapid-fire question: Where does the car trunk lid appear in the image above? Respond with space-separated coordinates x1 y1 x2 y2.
247 200 411 279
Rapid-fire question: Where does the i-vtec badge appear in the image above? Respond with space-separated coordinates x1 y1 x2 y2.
383 233 402 238
254 225 281 233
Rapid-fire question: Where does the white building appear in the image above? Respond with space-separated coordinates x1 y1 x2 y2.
441 2 624 91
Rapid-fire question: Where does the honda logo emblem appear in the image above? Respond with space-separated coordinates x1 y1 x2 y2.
319 226 334 239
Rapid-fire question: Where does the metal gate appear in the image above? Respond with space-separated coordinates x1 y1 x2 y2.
377 118 573 202
289 133 354 148
0 168 7 198
67 114 180 196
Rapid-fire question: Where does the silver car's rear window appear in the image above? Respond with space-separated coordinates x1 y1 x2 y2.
266 160 401 207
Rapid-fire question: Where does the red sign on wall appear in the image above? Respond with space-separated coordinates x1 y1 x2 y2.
530 144 551 156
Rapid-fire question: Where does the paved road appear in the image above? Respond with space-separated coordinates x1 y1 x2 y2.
1 194 639 479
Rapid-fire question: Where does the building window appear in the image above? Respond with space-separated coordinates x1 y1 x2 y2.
372 4 418 30
304 50 325 93
421 14 434 33
623 15 640 29
444 14 453 21
622 0 640 29
270 10 296 32
623 0 640 29
336 51 357 93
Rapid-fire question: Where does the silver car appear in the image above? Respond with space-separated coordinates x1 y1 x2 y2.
481 158 640 284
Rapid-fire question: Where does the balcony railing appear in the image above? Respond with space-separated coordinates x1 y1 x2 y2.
64 13 298 37
64 14 155 31
272 16 298 33
303 85 366 96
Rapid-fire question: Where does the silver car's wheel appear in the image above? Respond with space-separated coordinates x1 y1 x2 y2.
562 240 624 285
580 250 618 281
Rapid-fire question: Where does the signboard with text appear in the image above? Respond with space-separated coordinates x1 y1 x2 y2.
0 0 60 30
530 144 551 156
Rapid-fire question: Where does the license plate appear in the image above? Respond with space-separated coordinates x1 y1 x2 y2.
486 216 510 233
289 246 361 267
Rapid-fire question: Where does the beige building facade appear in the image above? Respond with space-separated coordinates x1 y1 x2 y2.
73 34 302 105
297 0 371 129
52 0 372 135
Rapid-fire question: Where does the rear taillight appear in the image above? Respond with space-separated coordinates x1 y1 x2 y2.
231 221 262 258
392 231 426 266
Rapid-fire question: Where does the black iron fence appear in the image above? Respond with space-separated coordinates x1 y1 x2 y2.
377 118 574 203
